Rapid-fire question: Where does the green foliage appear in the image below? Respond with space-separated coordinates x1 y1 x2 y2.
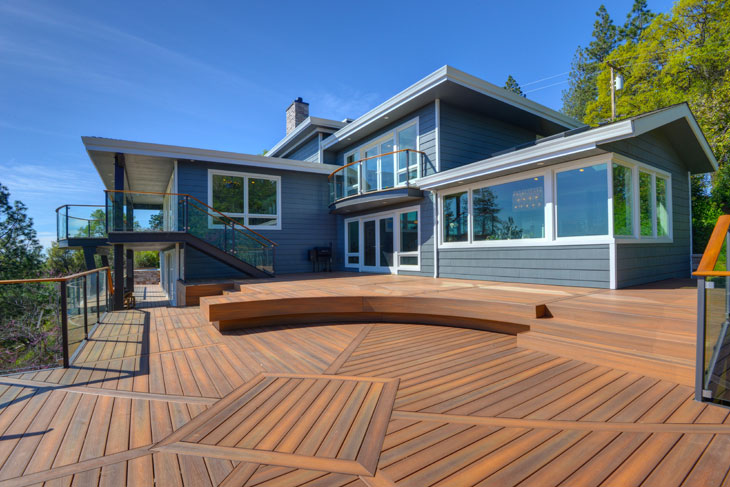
504 75 526 97
562 4 621 121
45 242 86 276
621 0 657 42
0 182 43 280
135 250 160 269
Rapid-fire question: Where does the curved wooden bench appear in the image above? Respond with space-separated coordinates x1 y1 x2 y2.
200 295 537 335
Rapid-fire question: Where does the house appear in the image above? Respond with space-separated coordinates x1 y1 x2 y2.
57 65 717 307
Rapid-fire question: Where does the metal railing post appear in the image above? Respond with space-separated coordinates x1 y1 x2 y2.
65 207 69 241
96 270 100 324
696 276 707 402
82 275 88 339
184 196 189 231
405 150 410 188
60 281 69 368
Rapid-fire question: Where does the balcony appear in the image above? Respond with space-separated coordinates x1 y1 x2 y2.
328 149 425 214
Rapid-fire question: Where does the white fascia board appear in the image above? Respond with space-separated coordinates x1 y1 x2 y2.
82 137 338 175
321 65 583 151
268 116 346 156
418 120 633 189
631 104 718 171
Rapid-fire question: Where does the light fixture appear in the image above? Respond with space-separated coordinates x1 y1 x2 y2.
579 168 585 172
537 162 544 166
384 116 390 120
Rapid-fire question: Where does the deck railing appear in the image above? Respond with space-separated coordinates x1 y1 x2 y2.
328 149 426 204
0 267 113 372
694 214 730 406
56 204 107 240
105 190 277 274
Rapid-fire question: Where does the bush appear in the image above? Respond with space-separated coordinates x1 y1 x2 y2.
134 251 160 269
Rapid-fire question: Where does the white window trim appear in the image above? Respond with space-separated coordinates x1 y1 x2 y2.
436 153 673 249
207 169 282 230
341 117 420 196
343 205 421 273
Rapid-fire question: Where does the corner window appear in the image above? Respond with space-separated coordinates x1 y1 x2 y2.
656 177 669 236
473 176 545 241
442 191 469 242
639 171 653 236
556 164 608 237
612 163 633 236
209 171 280 229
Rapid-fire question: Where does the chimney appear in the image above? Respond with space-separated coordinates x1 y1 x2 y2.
286 97 309 135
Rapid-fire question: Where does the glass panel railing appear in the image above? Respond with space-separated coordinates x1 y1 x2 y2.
0 268 111 373
105 191 165 232
55 205 106 239
328 149 425 204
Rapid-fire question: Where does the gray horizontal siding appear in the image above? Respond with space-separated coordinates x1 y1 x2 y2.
185 246 246 280
437 245 611 288
286 134 320 163
177 160 337 277
333 103 437 176
439 103 538 172
603 130 692 287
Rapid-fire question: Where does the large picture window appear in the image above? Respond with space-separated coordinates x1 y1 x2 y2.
556 164 608 237
209 171 280 229
472 176 545 241
612 163 633 236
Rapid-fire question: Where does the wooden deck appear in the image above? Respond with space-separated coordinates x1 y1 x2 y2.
0 279 728 486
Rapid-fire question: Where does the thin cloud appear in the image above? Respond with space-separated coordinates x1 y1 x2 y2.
307 89 382 122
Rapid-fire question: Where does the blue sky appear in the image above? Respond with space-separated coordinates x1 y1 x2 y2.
0 0 675 249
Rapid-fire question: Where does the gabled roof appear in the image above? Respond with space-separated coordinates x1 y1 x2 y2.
267 116 347 158
321 65 583 152
418 103 717 190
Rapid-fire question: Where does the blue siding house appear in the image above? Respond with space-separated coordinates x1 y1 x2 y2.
61 66 717 306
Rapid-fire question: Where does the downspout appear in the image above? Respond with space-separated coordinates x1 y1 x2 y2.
433 192 439 278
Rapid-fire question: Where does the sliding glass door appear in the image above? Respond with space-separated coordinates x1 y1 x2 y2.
346 207 419 274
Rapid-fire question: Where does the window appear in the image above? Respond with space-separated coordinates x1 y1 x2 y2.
344 153 359 197
209 171 280 229
346 220 359 265
399 211 419 267
656 177 669 236
397 124 418 184
556 164 608 237
472 176 545 241
639 171 653 236
613 163 633 236
443 191 469 242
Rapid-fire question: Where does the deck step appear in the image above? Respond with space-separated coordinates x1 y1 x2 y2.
545 301 694 337
516 331 694 386
529 318 695 360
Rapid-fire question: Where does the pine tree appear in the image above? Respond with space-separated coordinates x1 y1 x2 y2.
620 0 656 42
562 5 619 122
504 75 526 97
0 183 43 280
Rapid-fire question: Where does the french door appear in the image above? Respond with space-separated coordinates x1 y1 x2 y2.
362 216 395 273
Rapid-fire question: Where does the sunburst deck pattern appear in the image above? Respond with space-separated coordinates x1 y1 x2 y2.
0 278 727 486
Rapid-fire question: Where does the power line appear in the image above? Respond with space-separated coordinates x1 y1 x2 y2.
521 72 570 87
524 79 570 94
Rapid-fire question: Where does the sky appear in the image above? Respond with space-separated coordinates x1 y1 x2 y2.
0 0 676 249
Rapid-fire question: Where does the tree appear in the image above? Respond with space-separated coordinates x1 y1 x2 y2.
45 242 86 276
621 0 656 42
0 183 43 280
504 75 526 97
584 0 730 247
562 5 620 121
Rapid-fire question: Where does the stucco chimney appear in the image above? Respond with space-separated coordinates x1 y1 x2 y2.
286 97 309 135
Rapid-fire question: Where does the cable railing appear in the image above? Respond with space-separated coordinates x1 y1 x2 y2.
56 204 107 240
0 267 113 372
694 214 730 406
328 149 426 204
104 190 277 274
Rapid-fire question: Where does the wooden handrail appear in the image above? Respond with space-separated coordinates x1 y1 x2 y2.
694 215 730 277
104 189 278 247
0 267 112 285
328 149 426 180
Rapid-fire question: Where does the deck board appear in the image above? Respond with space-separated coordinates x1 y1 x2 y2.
0 280 727 486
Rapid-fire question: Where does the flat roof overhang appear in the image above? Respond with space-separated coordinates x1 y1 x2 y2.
321 66 583 153
329 187 424 214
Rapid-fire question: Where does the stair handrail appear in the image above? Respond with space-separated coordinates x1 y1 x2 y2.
104 189 278 247
694 215 730 277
